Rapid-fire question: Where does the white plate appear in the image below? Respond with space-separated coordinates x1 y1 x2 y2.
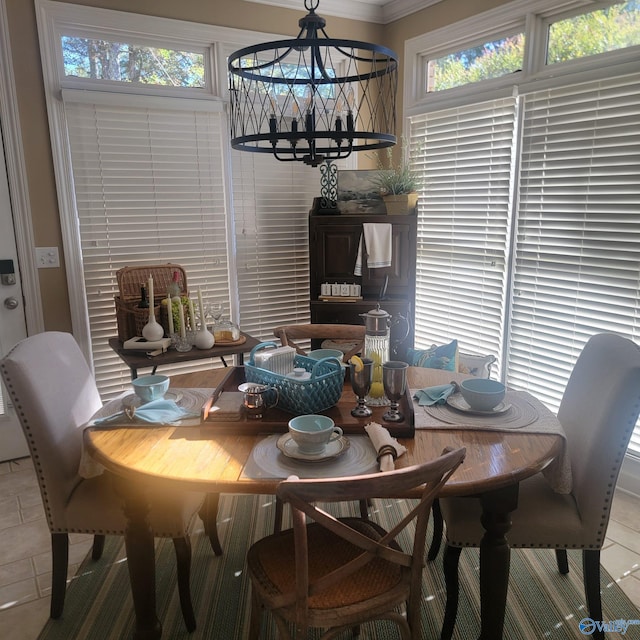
276 433 350 462
446 394 511 416
122 390 183 408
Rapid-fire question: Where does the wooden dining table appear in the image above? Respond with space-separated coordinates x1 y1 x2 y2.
84 366 564 640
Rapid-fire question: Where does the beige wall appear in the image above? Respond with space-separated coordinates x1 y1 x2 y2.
4 0 506 331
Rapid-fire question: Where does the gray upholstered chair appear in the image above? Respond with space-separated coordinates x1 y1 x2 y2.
438 332 640 640
247 447 466 640
0 331 205 630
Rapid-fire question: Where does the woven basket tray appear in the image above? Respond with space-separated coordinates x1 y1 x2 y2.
114 264 188 341
245 342 345 415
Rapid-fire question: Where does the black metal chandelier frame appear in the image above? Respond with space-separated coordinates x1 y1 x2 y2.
228 0 398 167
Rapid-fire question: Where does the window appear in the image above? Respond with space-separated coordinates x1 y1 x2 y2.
62 36 206 88
547 0 640 65
407 0 640 456
64 95 230 397
427 34 524 92
38 3 345 399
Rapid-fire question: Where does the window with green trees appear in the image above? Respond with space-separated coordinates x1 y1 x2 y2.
547 0 640 64
428 0 639 92
61 36 206 88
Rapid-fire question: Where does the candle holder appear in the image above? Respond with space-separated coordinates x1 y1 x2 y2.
174 335 192 352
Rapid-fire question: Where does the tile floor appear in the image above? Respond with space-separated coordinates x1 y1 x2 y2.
0 455 639 639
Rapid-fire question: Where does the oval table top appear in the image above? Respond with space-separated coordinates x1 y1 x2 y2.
84 366 563 498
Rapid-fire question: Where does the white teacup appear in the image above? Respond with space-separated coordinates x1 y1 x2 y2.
288 415 343 455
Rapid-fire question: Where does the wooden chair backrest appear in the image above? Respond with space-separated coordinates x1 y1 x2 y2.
273 324 366 362
275 447 466 614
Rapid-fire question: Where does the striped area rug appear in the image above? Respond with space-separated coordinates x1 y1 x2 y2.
38 494 640 640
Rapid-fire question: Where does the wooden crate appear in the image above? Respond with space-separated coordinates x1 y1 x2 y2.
114 264 188 341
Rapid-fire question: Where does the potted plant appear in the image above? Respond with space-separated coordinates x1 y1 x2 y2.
371 143 420 215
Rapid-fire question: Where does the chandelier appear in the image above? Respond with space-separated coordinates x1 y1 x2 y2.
228 0 398 167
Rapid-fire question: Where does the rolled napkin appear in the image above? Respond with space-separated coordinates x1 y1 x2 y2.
413 383 456 406
364 421 407 472
94 399 198 425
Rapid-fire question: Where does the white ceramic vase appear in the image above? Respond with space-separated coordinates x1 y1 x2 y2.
142 318 164 341
194 328 215 349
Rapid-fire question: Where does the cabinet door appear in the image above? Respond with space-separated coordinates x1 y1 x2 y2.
309 215 416 299
312 223 361 284
360 221 414 298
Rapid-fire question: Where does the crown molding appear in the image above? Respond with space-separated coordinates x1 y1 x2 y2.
246 0 444 24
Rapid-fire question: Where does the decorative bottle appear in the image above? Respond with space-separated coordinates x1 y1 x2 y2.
361 306 391 406
167 271 181 299
138 285 149 308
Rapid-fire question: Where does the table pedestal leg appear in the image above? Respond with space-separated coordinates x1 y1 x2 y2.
117 477 162 640
478 484 518 640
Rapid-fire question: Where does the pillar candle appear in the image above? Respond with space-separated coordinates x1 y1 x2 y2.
188 298 196 331
197 288 205 329
147 276 154 321
166 295 174 334
178 302 186 338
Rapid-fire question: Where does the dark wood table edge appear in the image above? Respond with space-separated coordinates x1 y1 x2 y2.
108 333 261 378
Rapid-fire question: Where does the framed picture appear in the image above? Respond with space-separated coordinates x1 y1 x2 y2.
337 170 386 214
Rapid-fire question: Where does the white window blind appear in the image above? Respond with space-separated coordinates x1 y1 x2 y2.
408 98 515 362
409 72 640 456
232 152 329 342
65 99 230 398
510 73 640 425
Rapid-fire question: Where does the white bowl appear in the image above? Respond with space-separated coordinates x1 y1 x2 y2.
132 374 170 403
308 348 344 362
459 378 506 411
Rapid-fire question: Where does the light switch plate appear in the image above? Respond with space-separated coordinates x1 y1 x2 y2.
35 247 60 268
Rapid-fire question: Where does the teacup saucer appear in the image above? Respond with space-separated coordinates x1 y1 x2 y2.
446 393 511 415
123 390 183 408
276 433 350 462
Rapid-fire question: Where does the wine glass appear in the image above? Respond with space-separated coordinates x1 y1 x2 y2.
349 358 374 417
209 302 223 325
382 361 408 422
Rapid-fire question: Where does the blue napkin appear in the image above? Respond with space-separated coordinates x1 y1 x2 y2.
413 384 456 406
94 399 198 425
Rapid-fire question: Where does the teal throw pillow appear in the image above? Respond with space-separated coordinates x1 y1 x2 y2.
407 339 458 372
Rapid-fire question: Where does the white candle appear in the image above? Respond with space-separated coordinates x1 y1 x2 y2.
197 288 205 330
166 295 174 334
178 302 186 338
188 298 196 331
147 276 154 322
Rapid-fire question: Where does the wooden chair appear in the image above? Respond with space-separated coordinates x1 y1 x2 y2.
0 331 208 631
273 323 369 525
246 447 466 640
273 323 365 362
438 332 640 640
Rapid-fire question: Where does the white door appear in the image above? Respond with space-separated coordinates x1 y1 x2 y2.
0 125 29 461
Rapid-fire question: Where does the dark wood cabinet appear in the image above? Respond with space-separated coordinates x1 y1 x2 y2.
309 214 416 358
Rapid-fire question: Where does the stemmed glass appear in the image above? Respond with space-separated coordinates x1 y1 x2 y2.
208 302 223 326
382 361 408 422
349 358 374 417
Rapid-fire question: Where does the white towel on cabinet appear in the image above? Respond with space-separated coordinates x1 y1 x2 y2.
354 223 392 275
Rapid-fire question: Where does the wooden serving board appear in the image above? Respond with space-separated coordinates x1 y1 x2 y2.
200 366 414 438
213 334 247 346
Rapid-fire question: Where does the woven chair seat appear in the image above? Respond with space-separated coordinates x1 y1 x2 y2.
249 518 407 613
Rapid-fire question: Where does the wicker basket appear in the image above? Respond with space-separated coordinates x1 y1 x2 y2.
114 264 187 341
245 342 345 415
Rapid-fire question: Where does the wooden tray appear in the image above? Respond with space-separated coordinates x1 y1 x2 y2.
213 335 246 346
200 366 414 438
